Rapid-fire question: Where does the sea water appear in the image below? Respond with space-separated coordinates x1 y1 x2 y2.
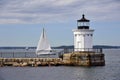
0 49 120 80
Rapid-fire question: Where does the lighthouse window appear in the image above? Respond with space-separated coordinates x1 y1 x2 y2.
83 35 85 37
87 34 89 36
75 34 77 37
91 34 93 36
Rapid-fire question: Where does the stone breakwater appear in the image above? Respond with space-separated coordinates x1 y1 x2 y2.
0 51 105 67
0 58 63 67
0 54 105 67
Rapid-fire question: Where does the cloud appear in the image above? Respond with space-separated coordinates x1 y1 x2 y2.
0 0 120 24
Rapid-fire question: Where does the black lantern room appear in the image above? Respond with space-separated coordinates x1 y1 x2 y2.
77 14 90 29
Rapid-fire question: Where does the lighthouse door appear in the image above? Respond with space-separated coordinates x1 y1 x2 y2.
77 41 82 51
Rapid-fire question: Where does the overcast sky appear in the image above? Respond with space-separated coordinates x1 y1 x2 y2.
0 0 120 47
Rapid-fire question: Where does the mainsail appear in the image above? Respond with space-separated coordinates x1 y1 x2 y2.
36 28 52 55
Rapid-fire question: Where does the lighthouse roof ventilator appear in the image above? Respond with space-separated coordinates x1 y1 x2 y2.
73 14 94 51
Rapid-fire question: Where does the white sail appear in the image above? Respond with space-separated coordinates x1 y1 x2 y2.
36 28 52 55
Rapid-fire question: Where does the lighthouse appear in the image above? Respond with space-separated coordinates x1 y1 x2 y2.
73 14 94 51
63 14 105 66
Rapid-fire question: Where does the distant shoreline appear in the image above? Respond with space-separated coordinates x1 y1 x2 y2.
0 45 120 49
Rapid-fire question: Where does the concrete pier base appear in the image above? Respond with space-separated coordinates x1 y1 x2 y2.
63 51 105 66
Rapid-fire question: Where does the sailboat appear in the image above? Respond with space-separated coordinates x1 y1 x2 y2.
36 28 52 55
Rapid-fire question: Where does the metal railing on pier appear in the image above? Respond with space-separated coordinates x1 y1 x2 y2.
0 48 102 58
64 48 103 53
0 49 64 58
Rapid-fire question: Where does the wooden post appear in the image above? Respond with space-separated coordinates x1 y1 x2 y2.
0 52 2 57
13 52 14 58
100 48 102 53
25 52 26 58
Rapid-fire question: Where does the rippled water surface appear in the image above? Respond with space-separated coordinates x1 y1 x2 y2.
0 49 120 80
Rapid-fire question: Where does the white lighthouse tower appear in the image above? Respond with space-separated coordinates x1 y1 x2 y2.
73 14 94 51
